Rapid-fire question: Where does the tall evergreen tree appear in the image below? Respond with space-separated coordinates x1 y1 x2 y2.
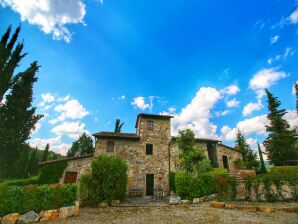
27 148 39 176
114 119 124 133
257 143 267 173
0 26 42 179
41 143 50 162
15 145 30 178
295 81 298 115
0 26 26 103
67 133 94 157
264 89 298 165
235 130 259 169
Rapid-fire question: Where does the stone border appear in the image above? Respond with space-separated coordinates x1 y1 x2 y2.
209 201 298 213
0 202 79 223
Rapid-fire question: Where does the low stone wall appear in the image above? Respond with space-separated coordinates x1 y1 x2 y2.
0 202 79 224
209 201 298 213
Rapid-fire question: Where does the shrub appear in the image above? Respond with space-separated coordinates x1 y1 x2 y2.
0 183 77 217
80 156 128 205
2 161 67 186
234 158 245 169
175 169 236 200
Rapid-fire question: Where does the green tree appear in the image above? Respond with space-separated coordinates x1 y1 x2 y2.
27 148 39 176
0 26 42 179
0 26 26 103
41 143 50 162
67 133 94 157
15 145 30 178
264 89 298 165
114 119 124 133
176 129 211 174
235 130 259 169
257 143 267 173
295 81 298 115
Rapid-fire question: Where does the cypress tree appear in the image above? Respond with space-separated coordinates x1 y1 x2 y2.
41 143 50 162
235 130 259 169
295 82 298 115
15 145 30 178
0 26 42 179
264 89 298 165
114 119 124 133
257 143 267 173
67 133 94 157
27 148 39 176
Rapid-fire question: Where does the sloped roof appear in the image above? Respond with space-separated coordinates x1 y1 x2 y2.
39 153 94 166
171 136 220 143
93 132 140 140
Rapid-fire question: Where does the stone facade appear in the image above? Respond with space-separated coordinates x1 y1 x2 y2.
51 113 242 197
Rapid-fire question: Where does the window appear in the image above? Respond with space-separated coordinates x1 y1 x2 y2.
146 143 153 155
64 172 78 184
147 120 153 131
106 141 115 152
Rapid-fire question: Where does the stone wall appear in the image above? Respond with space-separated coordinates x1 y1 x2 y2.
217 144 242 173
59 156 94 184
94 116 171 196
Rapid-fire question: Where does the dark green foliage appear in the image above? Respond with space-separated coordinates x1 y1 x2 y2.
114 118 124 133
3 161 67 186
15 145 30 178
264 89 298 165
41 143 50 162
169 172 176 193
0 26 43 180
233 158 245 169
38 161 68 184
67 133 94 157
176 129 210 174
79 156 128 204
258 143 267 174
175 169 236 200
0 184 77 217
294 81 298 116
235 130 259 169
27 148 39 177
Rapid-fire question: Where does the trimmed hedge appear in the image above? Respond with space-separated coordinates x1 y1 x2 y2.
3 161 67 186
175 169 236 200
0 183 77 217
80 155 128 205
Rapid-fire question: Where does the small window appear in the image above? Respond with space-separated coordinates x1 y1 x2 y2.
106 141 115 152
146 143 153 155
147 120 153 131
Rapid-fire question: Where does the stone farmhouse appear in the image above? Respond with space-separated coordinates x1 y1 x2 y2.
40 113 242 197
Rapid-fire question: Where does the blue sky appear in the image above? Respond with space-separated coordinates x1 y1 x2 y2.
1 0 297 155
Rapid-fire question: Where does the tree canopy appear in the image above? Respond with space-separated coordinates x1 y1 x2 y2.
67 133 94 157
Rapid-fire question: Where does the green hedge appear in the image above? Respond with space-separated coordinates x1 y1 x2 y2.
175 169 236 200
169 172 176 193
3 161 67 186
80 155 128 205
0 184 77 217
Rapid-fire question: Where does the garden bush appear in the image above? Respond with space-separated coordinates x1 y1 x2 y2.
3 161 67 186
0 183 77 217
175 169 235 200
80 155 128 205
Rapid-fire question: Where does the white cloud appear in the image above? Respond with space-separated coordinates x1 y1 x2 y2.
50 99 89 124
226 98 240 108
131 97 150 110
31 122 41 134
270 35 279 44
220 85 240 95
172 87 221 139
220 125 237 141
29 136 70 155
215 110 230 117
0 0 87 42
242 100 263 116
283 110 298 129
289 8 298 24
249 68 287 99
38 93 55 107
118 95 125 100
51 121 88 139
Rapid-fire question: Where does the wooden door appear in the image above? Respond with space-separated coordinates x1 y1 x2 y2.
64 172 78 184
146 174 154 196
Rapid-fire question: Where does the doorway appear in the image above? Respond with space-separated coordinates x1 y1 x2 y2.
222 156 229 171
146 174 154 196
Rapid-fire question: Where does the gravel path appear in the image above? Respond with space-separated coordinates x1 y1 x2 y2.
48 203 298 224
